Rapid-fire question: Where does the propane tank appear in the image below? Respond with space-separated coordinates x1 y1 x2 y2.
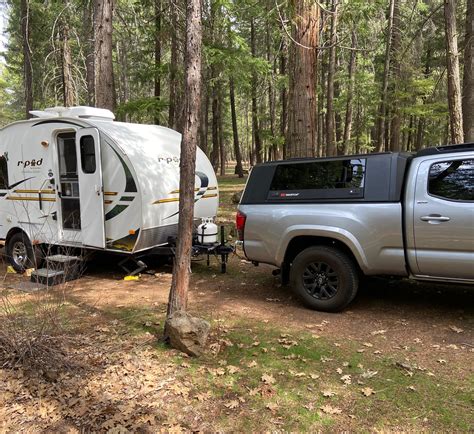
197 218 218 244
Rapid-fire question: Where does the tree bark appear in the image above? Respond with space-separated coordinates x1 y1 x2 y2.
154 0 162 124
84 0 95 106
250 18 262 164
20 0 33 118
61 0 75 107
230 77 244 177
326 0 338 157
168 0 178 129
166 0 202 318
463 0 474 142
218 92 225 175
280 27 288 159
286 0 320 158
389 0 402 151
376 0 396 152
210 80 220 171
343 30 357 155
94 0 115 111
444 0 464 143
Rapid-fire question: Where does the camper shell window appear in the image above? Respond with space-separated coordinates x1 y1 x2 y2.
0 154 8 189
268 158 366 201
80 136 96 174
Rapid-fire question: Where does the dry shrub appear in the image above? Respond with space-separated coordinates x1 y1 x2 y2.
0 246 86 379
0 292 74 379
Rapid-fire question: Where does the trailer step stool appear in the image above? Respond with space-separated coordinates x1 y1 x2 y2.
31 254 84 286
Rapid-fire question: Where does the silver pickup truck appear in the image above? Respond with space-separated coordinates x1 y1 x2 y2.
236 144 474 312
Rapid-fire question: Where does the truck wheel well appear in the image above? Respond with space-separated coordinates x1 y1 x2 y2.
284 236 362 273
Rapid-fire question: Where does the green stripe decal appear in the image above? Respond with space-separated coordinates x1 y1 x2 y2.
120 196 135 202
105 204 128 221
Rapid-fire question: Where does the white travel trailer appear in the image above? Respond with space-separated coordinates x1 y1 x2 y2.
0 106 219 271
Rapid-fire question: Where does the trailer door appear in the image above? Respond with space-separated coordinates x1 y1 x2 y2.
76 128 106 248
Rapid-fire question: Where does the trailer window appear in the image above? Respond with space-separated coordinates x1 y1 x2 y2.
428 159 474 201
0 154 8 189
80 136 96 174
268 158 366 201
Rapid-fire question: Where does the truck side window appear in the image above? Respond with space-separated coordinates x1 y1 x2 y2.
428 159 474 201
80 135 96 174
0 154 8 189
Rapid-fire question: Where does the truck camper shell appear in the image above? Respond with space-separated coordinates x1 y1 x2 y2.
0 106 218 266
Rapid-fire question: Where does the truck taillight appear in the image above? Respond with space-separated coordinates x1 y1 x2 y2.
236 210 246 241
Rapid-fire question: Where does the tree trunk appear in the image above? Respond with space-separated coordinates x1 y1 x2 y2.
326 0 338 157
218 92 225 176
94 0 115 111
250 18 262 164
286 0 320 158
210 81 220 171
230 78 244 177
61 0 75 107
21 0 33 118
84 0 95 106
280 28 288 159
154 0 162 124
463 0 474 142
168 0 178 129
389 0 402 151
444 0 464 143
199 76 209 154
343 30 357 154
166 0 202 318
376 0 396 152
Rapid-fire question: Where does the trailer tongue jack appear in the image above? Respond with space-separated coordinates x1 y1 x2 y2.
120 225 234 276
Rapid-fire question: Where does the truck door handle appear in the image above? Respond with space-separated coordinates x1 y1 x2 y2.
420 214 450 222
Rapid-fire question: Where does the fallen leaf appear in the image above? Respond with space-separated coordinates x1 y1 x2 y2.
449 325 464 334
361 387 375 397
370 329 387 336
407 385 416 392
362 342 373 348
248 388 260 396
437 359 447 364
227 365 240 374
266 402 279 411
322 390 336 397
340 375 352 385
310 373 320 380
225 400 239 409
261 374 276 385
195 391 212 402
320 405 342 415
361 370 378 379
336 368 343 374
247 360 258 368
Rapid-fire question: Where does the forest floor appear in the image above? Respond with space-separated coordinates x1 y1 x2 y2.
0 174 473 432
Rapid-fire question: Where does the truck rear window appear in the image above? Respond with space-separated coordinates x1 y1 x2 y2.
428 159 474 201
268 158 366 201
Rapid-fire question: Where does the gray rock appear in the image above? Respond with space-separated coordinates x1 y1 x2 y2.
165 312 210 357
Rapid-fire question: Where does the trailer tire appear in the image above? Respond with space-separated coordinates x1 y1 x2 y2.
290 246 359 312
6 232 37 273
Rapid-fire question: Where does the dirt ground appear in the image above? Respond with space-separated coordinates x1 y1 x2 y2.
1 250 473 431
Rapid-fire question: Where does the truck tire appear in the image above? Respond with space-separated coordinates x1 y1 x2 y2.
6 232 37 273
290 246 359 312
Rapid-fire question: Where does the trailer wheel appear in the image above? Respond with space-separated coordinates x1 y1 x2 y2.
6 232 37 273
290 246 359 312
